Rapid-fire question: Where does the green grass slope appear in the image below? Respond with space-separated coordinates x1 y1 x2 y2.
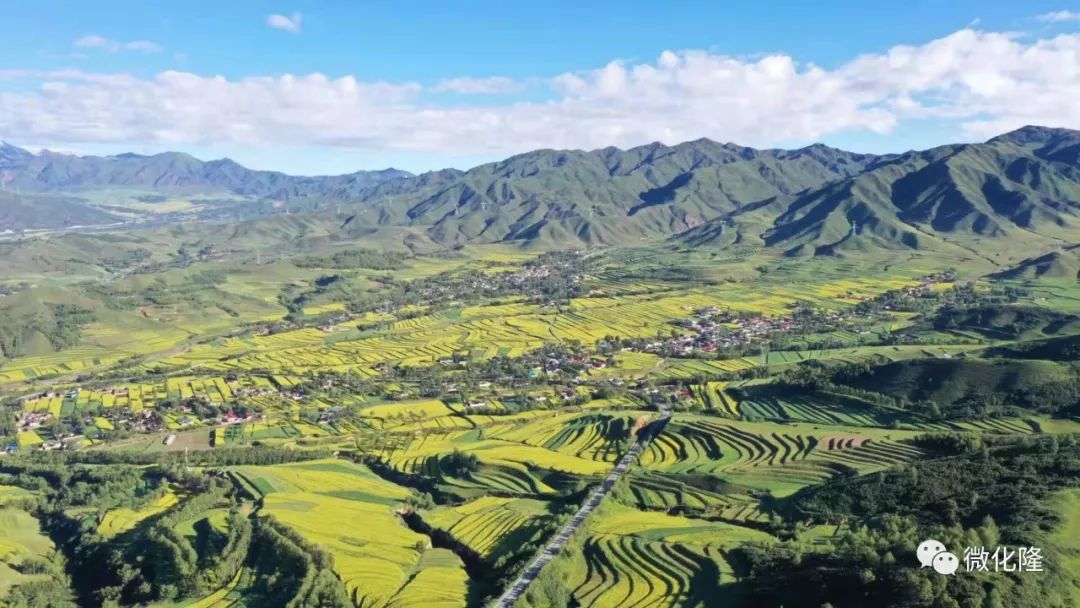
983 333 1080 361
838 357 1080 416
991 246 1080 280
695 126 1080 260
930 304 1080 339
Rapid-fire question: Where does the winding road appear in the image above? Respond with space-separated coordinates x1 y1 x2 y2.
490 404 672 608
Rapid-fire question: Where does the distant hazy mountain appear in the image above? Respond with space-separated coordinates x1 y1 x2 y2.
0 190 122 232
0 142 34 170
0 145 412 197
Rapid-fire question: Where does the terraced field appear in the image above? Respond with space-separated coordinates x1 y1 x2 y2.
694 381 739 416
619 471 779 524
572 536 726 608
422 496 549 559
566 505 774 607
230 460 435 606
4 234 1078 608
438 464 558 497
385 432 607 482
0 486 33 506
484 411 637 463
98 487 183 538
0 508 55 597
639 416 925 496
59 276 918 385
729 386 905 426
1047 489 1080 604
20 374 301 414
384 549 468 608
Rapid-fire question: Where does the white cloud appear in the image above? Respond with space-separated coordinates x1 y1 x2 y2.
74 35 162 53
4 28 1078 158
266 12 302 33
1036 10 1080 22
74 35 116 50
125 40 164 53
433 76 524 94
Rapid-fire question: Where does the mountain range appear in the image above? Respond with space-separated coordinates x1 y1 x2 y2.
1 126 1078 265
0 143 412 197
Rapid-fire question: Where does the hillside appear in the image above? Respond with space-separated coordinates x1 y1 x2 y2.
991 246 1080 280
836 357 1080 417
0 190 122 231
930 304 1080 340
683 126 1080 258
0 138 883 237
983 333 1080 361
0 126 1078 255
364 140 885 246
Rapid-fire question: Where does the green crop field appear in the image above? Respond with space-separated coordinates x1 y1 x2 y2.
98 487 183 538
553 503 775 607
229 460 447 606
422 496 549 559
1048 489 1080 605
635 416 927 502
0 508 55 597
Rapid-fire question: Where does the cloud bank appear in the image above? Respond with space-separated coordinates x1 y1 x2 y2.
4 28 1079 157
433 76 524 95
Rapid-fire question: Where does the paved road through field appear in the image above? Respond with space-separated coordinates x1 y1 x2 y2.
490 405 672 608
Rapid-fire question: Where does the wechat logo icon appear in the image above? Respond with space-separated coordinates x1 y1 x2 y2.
917 539 959 575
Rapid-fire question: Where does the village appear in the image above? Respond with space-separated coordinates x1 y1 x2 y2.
4 272 964 452
9 388 263 453
615 271 959 358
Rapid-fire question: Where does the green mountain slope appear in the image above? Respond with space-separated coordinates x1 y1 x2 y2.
1 126 1077 251
931 304 1080 340
983 333 1080 361
990 246 1080 279
683 126 1080 258
0 190 123 231
364 140 884 246
837 357 1080 417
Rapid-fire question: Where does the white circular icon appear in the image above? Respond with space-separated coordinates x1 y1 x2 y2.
917 539 947 568
932 551 959 575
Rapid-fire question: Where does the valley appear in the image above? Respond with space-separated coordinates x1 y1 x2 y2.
0 127 1079 608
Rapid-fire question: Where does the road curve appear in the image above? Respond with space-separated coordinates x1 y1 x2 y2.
490 406 672 608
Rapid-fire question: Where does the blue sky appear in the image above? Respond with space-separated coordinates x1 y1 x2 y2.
1 0 1079 173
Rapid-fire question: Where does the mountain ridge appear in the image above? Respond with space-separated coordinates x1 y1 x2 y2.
0 126 1077 256
0 144 414 197
680 126 1080 257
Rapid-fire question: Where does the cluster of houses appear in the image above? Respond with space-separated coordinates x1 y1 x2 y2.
628 304 835 356
12 409 89 452
8 392 265 452
375 258 584 315
899 271 957 297
16 411 51 433
626 272 958 358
